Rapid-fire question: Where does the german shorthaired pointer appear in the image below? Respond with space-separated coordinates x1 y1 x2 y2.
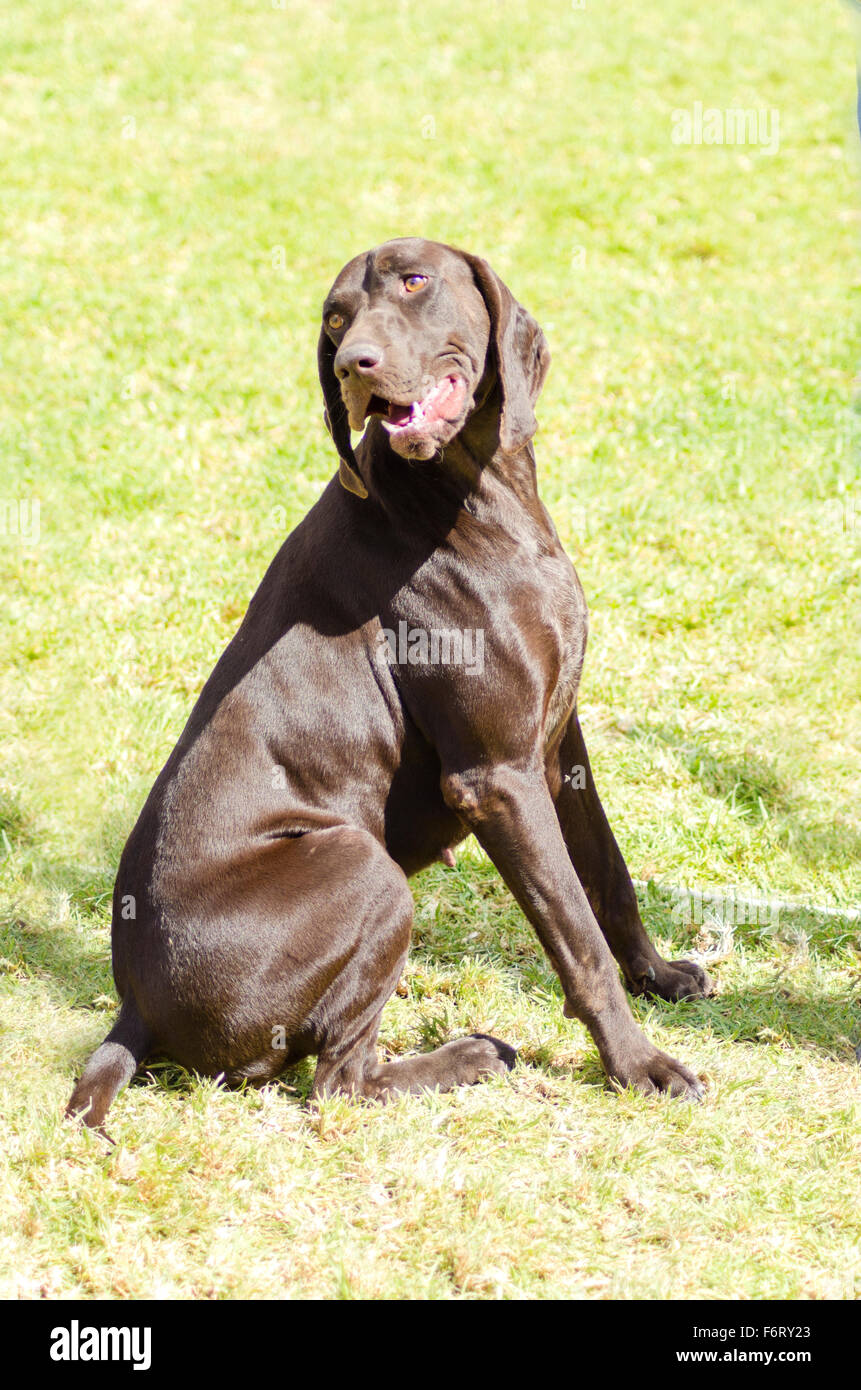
68 238 711 1131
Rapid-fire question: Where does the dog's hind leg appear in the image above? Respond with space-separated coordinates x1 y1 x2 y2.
309 845 515 1101
312 1019 515 1101
194 827 515 1102
66 996 152 1132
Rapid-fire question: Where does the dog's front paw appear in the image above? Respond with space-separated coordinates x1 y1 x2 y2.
608 1044 705 1101
628 957 714 1003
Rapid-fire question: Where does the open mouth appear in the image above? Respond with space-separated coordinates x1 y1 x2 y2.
363 376 468 437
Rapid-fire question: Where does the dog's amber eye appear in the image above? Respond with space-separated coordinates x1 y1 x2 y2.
403 275 428 293
326 312 345 331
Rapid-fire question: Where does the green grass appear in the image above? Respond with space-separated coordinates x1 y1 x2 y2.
1 0 859 1300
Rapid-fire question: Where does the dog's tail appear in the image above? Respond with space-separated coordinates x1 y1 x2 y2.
66 996 152 1132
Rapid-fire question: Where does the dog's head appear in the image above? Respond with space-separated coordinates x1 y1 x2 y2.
318 238 550 497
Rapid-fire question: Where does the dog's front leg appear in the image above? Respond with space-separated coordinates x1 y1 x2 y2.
552 710 713 1003
441 761 704 1099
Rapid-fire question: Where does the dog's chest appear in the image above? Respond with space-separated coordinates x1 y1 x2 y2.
501 505 589 719
538 546 588 741
393 515 588 738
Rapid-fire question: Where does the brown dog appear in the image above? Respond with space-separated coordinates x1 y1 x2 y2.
67 238 711 1130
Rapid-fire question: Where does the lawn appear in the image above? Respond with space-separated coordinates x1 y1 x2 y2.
1 0 859 1299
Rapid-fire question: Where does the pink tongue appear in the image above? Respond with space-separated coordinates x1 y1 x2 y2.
386 379 465 430
434 377 465 421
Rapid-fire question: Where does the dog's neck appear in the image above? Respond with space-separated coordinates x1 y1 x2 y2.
351 395 547 538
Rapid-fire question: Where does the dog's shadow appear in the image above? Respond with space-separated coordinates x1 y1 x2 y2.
625 721 861 870
127 1055 318 1105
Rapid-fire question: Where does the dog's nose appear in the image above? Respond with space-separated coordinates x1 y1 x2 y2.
334 341 383 380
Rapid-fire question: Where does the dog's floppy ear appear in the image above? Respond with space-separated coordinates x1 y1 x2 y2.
461 254 550 455
317 327 368 499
